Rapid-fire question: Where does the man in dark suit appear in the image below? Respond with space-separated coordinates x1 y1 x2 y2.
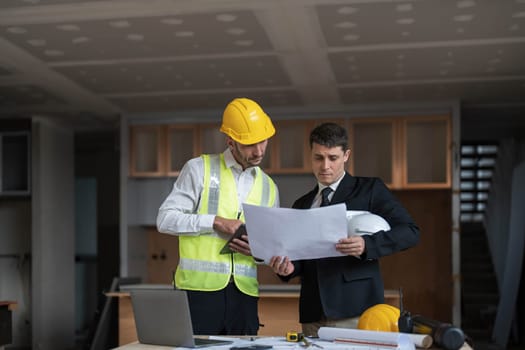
269 122 420 337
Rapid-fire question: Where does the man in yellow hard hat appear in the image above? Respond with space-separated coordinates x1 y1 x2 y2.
157 97 279 335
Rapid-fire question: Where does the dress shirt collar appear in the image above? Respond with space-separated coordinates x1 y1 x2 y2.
223 148 258 175
317 173 345 195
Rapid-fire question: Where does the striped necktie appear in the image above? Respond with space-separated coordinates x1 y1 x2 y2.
320 187 333 207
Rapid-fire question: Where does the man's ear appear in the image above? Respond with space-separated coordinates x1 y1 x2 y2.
344 149 351 162
226 137 234 149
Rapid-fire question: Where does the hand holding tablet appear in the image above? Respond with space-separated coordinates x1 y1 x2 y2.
219 224 248 254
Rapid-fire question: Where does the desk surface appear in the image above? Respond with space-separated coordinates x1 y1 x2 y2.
109 287 400 344
112 342 171 350
112 339 473 350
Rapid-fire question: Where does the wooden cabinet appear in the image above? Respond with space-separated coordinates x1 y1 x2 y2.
130 123 223 177
349 118 396 187
129 125 166 177
128 121 317 177
129 116 451 189
167 125 198 176
199 123 225 155
147 229 179 284
130 124 196 177
402 116 451 188
349 115 451 189
266 120 312 174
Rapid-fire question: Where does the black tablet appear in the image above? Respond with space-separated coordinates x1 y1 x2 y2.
219 224 247 254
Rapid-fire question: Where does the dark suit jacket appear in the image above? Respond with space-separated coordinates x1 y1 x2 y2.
282 173 420 323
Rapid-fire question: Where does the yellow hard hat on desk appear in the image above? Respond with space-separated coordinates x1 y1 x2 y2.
220 98 275 145
358 303 400 332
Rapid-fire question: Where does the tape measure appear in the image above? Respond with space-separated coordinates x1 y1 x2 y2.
286 331 304 342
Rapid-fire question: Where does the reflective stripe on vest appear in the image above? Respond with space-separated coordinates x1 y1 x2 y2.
175 153 276 296
178 258 257 279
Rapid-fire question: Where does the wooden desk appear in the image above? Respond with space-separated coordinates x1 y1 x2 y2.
259 288 399 335
112 338 473 350
106 290 302 345
106 292 139 346
109 287 400 346
113 342 171 350
0 301 17 348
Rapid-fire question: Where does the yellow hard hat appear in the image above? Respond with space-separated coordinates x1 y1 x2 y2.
358 304 400 332
220 98 275 145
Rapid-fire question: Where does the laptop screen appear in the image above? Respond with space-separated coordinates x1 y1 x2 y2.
130 289 232 348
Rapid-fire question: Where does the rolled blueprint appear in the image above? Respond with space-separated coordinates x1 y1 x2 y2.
318 327 433 349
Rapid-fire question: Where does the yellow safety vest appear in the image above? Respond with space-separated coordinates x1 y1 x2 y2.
175 154 277 297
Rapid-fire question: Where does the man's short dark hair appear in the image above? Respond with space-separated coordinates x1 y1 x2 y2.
309 122 348 151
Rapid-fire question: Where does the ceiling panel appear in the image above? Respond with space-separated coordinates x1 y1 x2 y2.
0 66 15 76
339 79 525 104
316 1 525 46
0 0 100 8
53 55 291 94
0 0 524 129
109 89 302 114
0 84 66 107
328 42 525 83
2 11 272 62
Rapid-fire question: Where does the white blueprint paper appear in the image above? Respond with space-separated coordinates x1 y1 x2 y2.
242 203 348 263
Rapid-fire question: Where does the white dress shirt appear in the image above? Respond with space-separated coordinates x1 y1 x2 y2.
157 148 280 235
311 174 345 208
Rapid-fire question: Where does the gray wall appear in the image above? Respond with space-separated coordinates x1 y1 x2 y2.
31 119 75 350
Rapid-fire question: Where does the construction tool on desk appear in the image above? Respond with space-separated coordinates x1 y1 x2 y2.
397 287 465 350
286 331 323 348
286 331 304 342
398 287 414 333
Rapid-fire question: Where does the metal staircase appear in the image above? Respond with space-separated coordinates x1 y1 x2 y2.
460 222 499 342
459 144 499 346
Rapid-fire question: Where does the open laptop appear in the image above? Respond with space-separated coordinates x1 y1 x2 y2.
130 289 234 348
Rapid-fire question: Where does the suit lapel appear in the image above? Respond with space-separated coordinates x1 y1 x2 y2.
303 187 318 208
331 173 356 204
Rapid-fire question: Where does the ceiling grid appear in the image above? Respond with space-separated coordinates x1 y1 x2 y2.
0 0 523 128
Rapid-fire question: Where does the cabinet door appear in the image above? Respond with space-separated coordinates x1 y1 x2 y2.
129 125 166 176
271 120 311 174
199 124 226 155
349 119 396 187
147 228 179 284
403 116 451 188
167 125 198 176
